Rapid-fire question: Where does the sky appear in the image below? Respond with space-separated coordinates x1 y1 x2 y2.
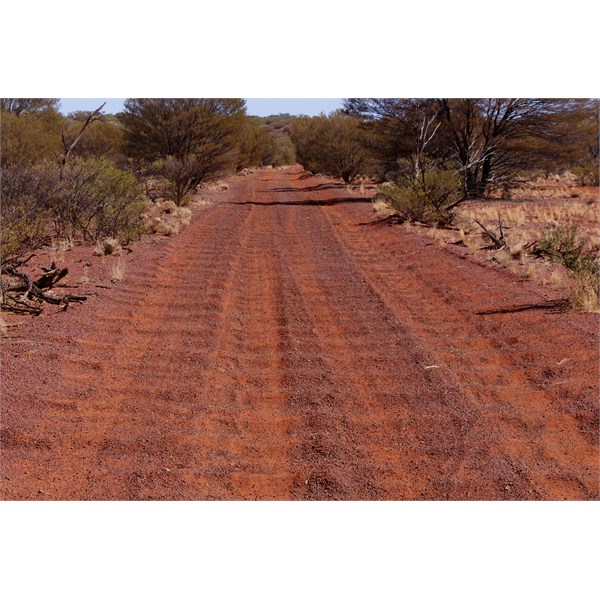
59 98 344 117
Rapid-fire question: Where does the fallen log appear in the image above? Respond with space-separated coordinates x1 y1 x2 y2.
1 259 86 315
34 265 69 290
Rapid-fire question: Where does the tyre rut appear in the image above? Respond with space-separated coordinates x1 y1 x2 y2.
1 167 597 500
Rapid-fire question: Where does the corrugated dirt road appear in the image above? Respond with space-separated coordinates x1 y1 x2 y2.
1 167 598 500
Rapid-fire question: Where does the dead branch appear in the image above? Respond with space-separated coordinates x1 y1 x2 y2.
1 300 42 315
58 102 106 178
474 217 507 250
1 260 86 315
34 264 69 290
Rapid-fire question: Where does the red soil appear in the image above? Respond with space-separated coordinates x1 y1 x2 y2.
1 167 598 500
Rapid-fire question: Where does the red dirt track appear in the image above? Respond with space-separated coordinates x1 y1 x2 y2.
1 167 598 500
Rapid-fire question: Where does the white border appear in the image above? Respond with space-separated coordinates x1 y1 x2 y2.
1 3 598 598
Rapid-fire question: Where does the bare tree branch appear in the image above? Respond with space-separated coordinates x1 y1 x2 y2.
58 102 106 178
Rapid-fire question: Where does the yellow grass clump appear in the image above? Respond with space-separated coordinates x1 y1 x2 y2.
94 238 122 256
110 258 126 283
569 275 599 313
144 200 193 236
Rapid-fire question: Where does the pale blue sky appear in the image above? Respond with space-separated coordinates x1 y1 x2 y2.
59 98 344 117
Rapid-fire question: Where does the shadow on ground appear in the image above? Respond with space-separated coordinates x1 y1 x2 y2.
270 184 343 193
476 300 567 315
231 197 371 207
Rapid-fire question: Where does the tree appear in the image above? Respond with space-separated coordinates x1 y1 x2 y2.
344 98 596 197
236 119 272 170
119 99 246 204
58 103 106 178
0 105 64 165
436 98 575 196
252 114 297 166
553 99 599 185
343 98 437 179
61 114 124 163
321 112 370 183
291 111 369 183
0 98 61 116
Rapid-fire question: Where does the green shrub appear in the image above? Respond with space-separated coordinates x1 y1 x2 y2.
537 222 599 311
291 112 369 183
0 108 63 166
572 163 599 187
537 223 596 272
53 158 144 243
376 165 462 226
0 162 58 260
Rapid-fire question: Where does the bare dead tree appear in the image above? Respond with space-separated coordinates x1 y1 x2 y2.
413 99 441 180
58 102 106 179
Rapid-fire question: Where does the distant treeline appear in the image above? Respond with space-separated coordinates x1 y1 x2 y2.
291 99 599 191
2 98 598 262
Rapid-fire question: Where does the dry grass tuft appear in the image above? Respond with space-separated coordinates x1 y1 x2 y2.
428 226 441 239
161 200 178 214
51 238 74 253
177 207 192 226
94 238 122 256
0 316 8 338
110 258 126 283
79 265 90 285
457 228 480 253
494 249 513 268
162 222 180 236
201 180 229 192
372 198 394 216
505 207 527 226
569 275 599 312
523 264 537 280
508 241 526 263
550 270 563 287
144 200 192 236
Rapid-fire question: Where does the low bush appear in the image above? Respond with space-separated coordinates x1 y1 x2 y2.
537 222 599 311
52 158 145 243
0 162 58 260
572 163 599 187
94 238 122 256
1 158 144 260
292 112 369 183
376 164 462 226
537 223 596 272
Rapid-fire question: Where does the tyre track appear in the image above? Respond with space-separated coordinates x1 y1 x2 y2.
319 181 599 499
2 167 597 500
